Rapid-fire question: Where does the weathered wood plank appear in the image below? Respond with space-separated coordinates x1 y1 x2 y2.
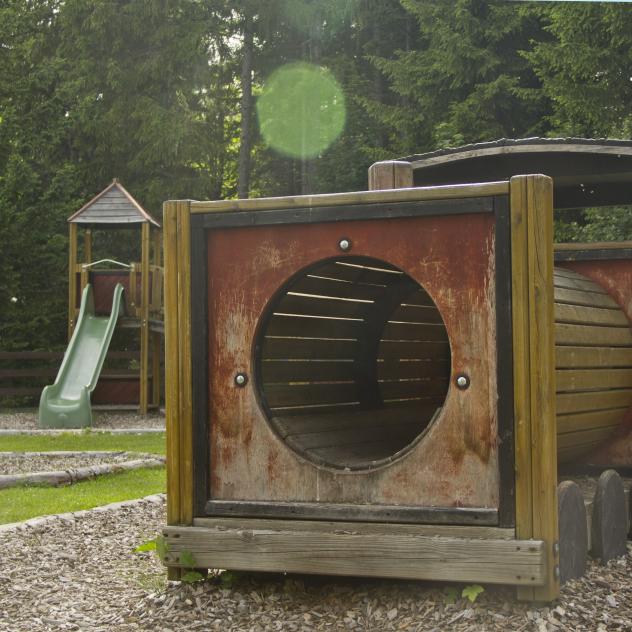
273 407 435 438
379 379 448 400
205 499 497 526
389 304 444 323
163 201 182 559
190 181 510 213
377 359 451 380
68 223 78 339
555 323 632 347
556 368 632 391
527 175 558 601
276 295 370 319
261 360 355 382
553 274 610 294
176 201 194 525
284 420 420 451
556 346 632 368
261 337 358 360
510 176 534 600
290 275 385 301
511 175 559 601
264 382 358 407
557 426 619 452
266 315 362 339
139 222 150 414
378 340 451 360
556 389 632 414
555 303 629 327
163 524 544 586
553 287 620 309
381 322 449 342
193 516 515 539
557 408 629 435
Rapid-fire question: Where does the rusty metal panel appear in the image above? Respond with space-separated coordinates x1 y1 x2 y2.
206 213 498 509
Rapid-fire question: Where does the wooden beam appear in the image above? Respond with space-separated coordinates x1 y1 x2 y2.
83 228 92 265
189 182 509 214
139 222 150 415
510 175 559 601
151 331 161 408
175 201 193 526
163 200 194 528
556 241 632 252
163 522 546 586
68 223 78 340
163 202 181 580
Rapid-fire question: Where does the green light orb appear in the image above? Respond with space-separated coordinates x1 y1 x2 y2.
256 63 346 159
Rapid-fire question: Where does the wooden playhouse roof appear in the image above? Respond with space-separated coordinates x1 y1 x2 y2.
400 137 632 209
68 179 160 227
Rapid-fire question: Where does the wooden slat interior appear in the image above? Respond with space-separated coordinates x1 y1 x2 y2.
258 256 451 469
554 267 632 462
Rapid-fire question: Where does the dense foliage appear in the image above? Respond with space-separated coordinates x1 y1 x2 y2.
1 0 631 351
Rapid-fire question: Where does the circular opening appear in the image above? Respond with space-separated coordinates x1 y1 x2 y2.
255 256 451 470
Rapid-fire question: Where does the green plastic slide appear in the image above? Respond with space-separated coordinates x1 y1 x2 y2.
38 283 125 428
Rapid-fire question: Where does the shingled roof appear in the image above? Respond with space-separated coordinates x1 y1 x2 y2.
67 179 160 227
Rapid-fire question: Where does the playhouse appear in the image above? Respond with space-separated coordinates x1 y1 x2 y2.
161 139 632 602
39 180 164 427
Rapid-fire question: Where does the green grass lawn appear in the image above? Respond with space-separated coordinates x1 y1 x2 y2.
0 467 166 524
0 431 165 455
0 431 166 524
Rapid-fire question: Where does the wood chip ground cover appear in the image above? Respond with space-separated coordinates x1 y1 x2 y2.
0 498 630 631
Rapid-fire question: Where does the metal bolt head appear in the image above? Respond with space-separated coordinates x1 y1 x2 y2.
338 238 351 252
234 373 248 387
455 374 470 390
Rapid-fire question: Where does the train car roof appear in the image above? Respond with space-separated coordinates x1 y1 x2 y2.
401 138 632 208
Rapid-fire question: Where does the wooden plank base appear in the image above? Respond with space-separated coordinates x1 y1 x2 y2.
162 519 545 587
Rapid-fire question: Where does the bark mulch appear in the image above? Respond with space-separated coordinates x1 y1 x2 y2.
0 497 630 632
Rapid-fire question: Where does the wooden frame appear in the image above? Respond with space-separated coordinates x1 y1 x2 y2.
163 177 559 599
510 175 559 601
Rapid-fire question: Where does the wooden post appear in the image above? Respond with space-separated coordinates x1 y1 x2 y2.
68 223 78 340
510 175 559 601
139 222 151 415
163 200 194 579
151 330 161 408
368 160 413 191
153 227 162 267
83 228 92 265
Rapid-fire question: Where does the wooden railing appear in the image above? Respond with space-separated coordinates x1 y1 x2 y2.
0 350 140 402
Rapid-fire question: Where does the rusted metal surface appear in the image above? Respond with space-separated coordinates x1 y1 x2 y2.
207 213 498 509
559 261 632 466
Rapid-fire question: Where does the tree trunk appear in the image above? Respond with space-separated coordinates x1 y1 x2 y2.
237 11 254 199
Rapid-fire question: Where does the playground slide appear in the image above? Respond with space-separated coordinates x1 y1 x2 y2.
39 283 125 428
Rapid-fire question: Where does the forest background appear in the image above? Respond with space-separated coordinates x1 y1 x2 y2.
2 0 632 352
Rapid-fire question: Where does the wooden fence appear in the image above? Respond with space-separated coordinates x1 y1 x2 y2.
0 350 141 402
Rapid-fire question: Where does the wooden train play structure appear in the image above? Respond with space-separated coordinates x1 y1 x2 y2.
39 180 164 428
161 139 632 601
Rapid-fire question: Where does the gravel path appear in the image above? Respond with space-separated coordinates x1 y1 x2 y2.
0 497 631 631
0 409 165 431
0 452 156 476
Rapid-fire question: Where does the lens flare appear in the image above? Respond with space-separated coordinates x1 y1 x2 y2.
256 63 346 159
